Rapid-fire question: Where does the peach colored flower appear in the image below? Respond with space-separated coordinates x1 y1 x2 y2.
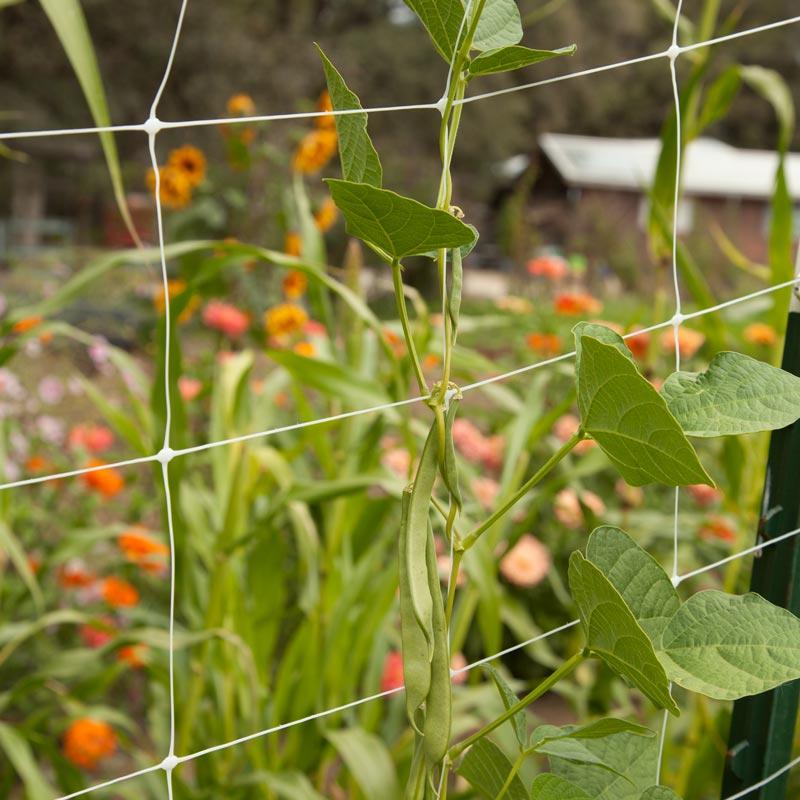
25 454 52 474
423 353 441 370
383 328 405 358
495 295 533 314
553 414 596 454
68 424 114 454
527 255 569 280
202 301 249 338
304 319 327 337
744 323 778 347
615 479 644 508
178 376 202 402
102 577 139 608
451 418 488 465
554 292 602 316
554 488 605 529
63 719 117 770
471 477 500 509
687 483 723 507
382 447 411 478
499 535 551 587
451 652 468 685
381 651 404 691
526 332 562 357
292 129 338 174
82 459 124 498
660 327 705 359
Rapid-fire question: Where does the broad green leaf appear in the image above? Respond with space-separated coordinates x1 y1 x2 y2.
586 526 680 642
403 0 464 61
531 774 592 799
575 333 713 487
457 738 528 800
39 0 139 246
568 552 678 714
573 321 634 367
316 46 382 187
483 663 527 749
325 728 400 800
469 44 575 76
662 352 800 437
0 721 55 800
421 222 479 260
657 590 800 701
473 0 523 51
640 788 683 800
325 179 475 262
549 729 660 800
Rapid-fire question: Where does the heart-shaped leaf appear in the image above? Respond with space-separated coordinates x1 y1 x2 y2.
457 738 528 800
326 180 476 262
403 0 464 61
661 352 800 437
586 526 680 642
469 44 576 76
568 552 678 714
531 775 593 799
575 331 713 487
473 0 523 51
657 590 800 700
316 46 382 187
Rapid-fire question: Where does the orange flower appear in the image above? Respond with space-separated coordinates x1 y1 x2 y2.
168 145 207 187
315 90 336 130
118 528 169 574
102 576 139 608
499 535 551 587
284 231 302 257
57 561 95 589
25 455 52 474
314 197 339 232
554 292 603 316
625 327 650 359
265 303 309 338
282 270 308 299
293 341 315 357
146 165 192 209
526 332 562 357
423 353 441 370
660 326 705 359
82 459 125 498
527 255 568 280
744 323 778 347
687 483 723 507
699 515 736 543
68 424 114 454
202 301 250 338
383 328 405 358
292 129 338 174
79 618 115 649
63 719 117 770
380 651 404 692
12 315 43 334
117 644 148 669
226 93 255 117
153 278 200 325
178 376 202 402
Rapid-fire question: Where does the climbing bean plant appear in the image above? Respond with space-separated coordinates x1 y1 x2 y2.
319 1 800 797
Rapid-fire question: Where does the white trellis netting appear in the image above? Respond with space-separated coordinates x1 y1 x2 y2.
2 2 800 798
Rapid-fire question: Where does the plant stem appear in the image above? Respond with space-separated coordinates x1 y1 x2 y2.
460 430 585 550
496 750 527 800
449 650 586 760
391 258 429 395
445 548 464 626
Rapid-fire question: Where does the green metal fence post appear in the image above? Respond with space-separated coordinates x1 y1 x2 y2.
721 272 800 799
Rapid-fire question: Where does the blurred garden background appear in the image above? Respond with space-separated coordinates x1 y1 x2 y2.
1 0 800 798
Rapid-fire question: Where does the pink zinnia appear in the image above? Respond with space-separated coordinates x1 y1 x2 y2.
178 376 202 402
79 618 115 649
687 483 722 507
69 424 114 454
381 651 404 692
202 301 249 338
471 476 500 509
499 535 551 587
382 447 411 478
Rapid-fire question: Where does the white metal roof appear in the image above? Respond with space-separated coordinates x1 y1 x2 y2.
535 133 800 201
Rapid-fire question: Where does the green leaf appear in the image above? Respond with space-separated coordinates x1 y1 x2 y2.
403 0 465 61
549 729 660 800
325 728 400 800
316 46 382 187
575 332 713 487
421 222 479 260
740 66 795 152
586 526 680 642
469 44 575 76
640 788 683 800
695 66 741 136
530 774 593 799
39 0 140 246
257 771 328 800
457 738 528 800
473 0 523 51
568 551 678 714
662 352 800 437
483 663 527 749
0 721 55 800
656 590 800 701
325 179 475 262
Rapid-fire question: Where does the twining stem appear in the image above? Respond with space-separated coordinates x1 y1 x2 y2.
460 430 585 551
448 650 586 760
497 750 527 800
445 549 464 626
391 258 429 395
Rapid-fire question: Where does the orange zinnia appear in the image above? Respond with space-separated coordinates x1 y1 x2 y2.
168 145 207 187
226 93 255 117
117 644 148 669
292 129 338 174
526 332 562 357
660 326 705 359
625 327 651 359
554 292 602 316
743 322 778 347
282 270 308 300
12 315 43 334
293 341 315 357
314 197 338 232
118 528 169 574
102 576 139 608
25 455 52 474
82 459 124 498
315 90 336 130
63 719 117 770
284 231 302 257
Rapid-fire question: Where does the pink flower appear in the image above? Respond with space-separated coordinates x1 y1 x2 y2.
526 255 568 281
381 651 404 692
451 652 468 685
483 435 505 471
452 419 505 471
471 477 500 509
202 301 249 338
499 535 551 587
79 617 116 649
178 376 202 402
69 424 114 454
88 337 111 372
554 414 595 454
615 479 644 508
304 319 327 337
554 488 605 529
38 376 64 404
687 483 722 507
37 415 65 445
382 447 411 478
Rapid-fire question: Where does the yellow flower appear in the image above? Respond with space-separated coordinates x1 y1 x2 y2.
146 165 192 209
293 341 315 357
282 270 308 299
168 145 207 187
227 93 256 117
284 232 302 257
153 279 199 323
315 90 336 130
314 197 338 232
292 129 338 174
265 303 308 338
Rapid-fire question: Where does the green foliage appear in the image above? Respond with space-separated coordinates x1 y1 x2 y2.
458 738 528 800
316 45 383 187
402 0 464 61
574 328 712 487
531 774 593 799
472 0 523 52
661 352 800 437
483 663 527 749
325 728 400 800
468 44 575 76
325 180 475 261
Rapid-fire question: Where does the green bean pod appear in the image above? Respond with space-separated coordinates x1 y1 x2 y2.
441 396 463 512
447 246 463 339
